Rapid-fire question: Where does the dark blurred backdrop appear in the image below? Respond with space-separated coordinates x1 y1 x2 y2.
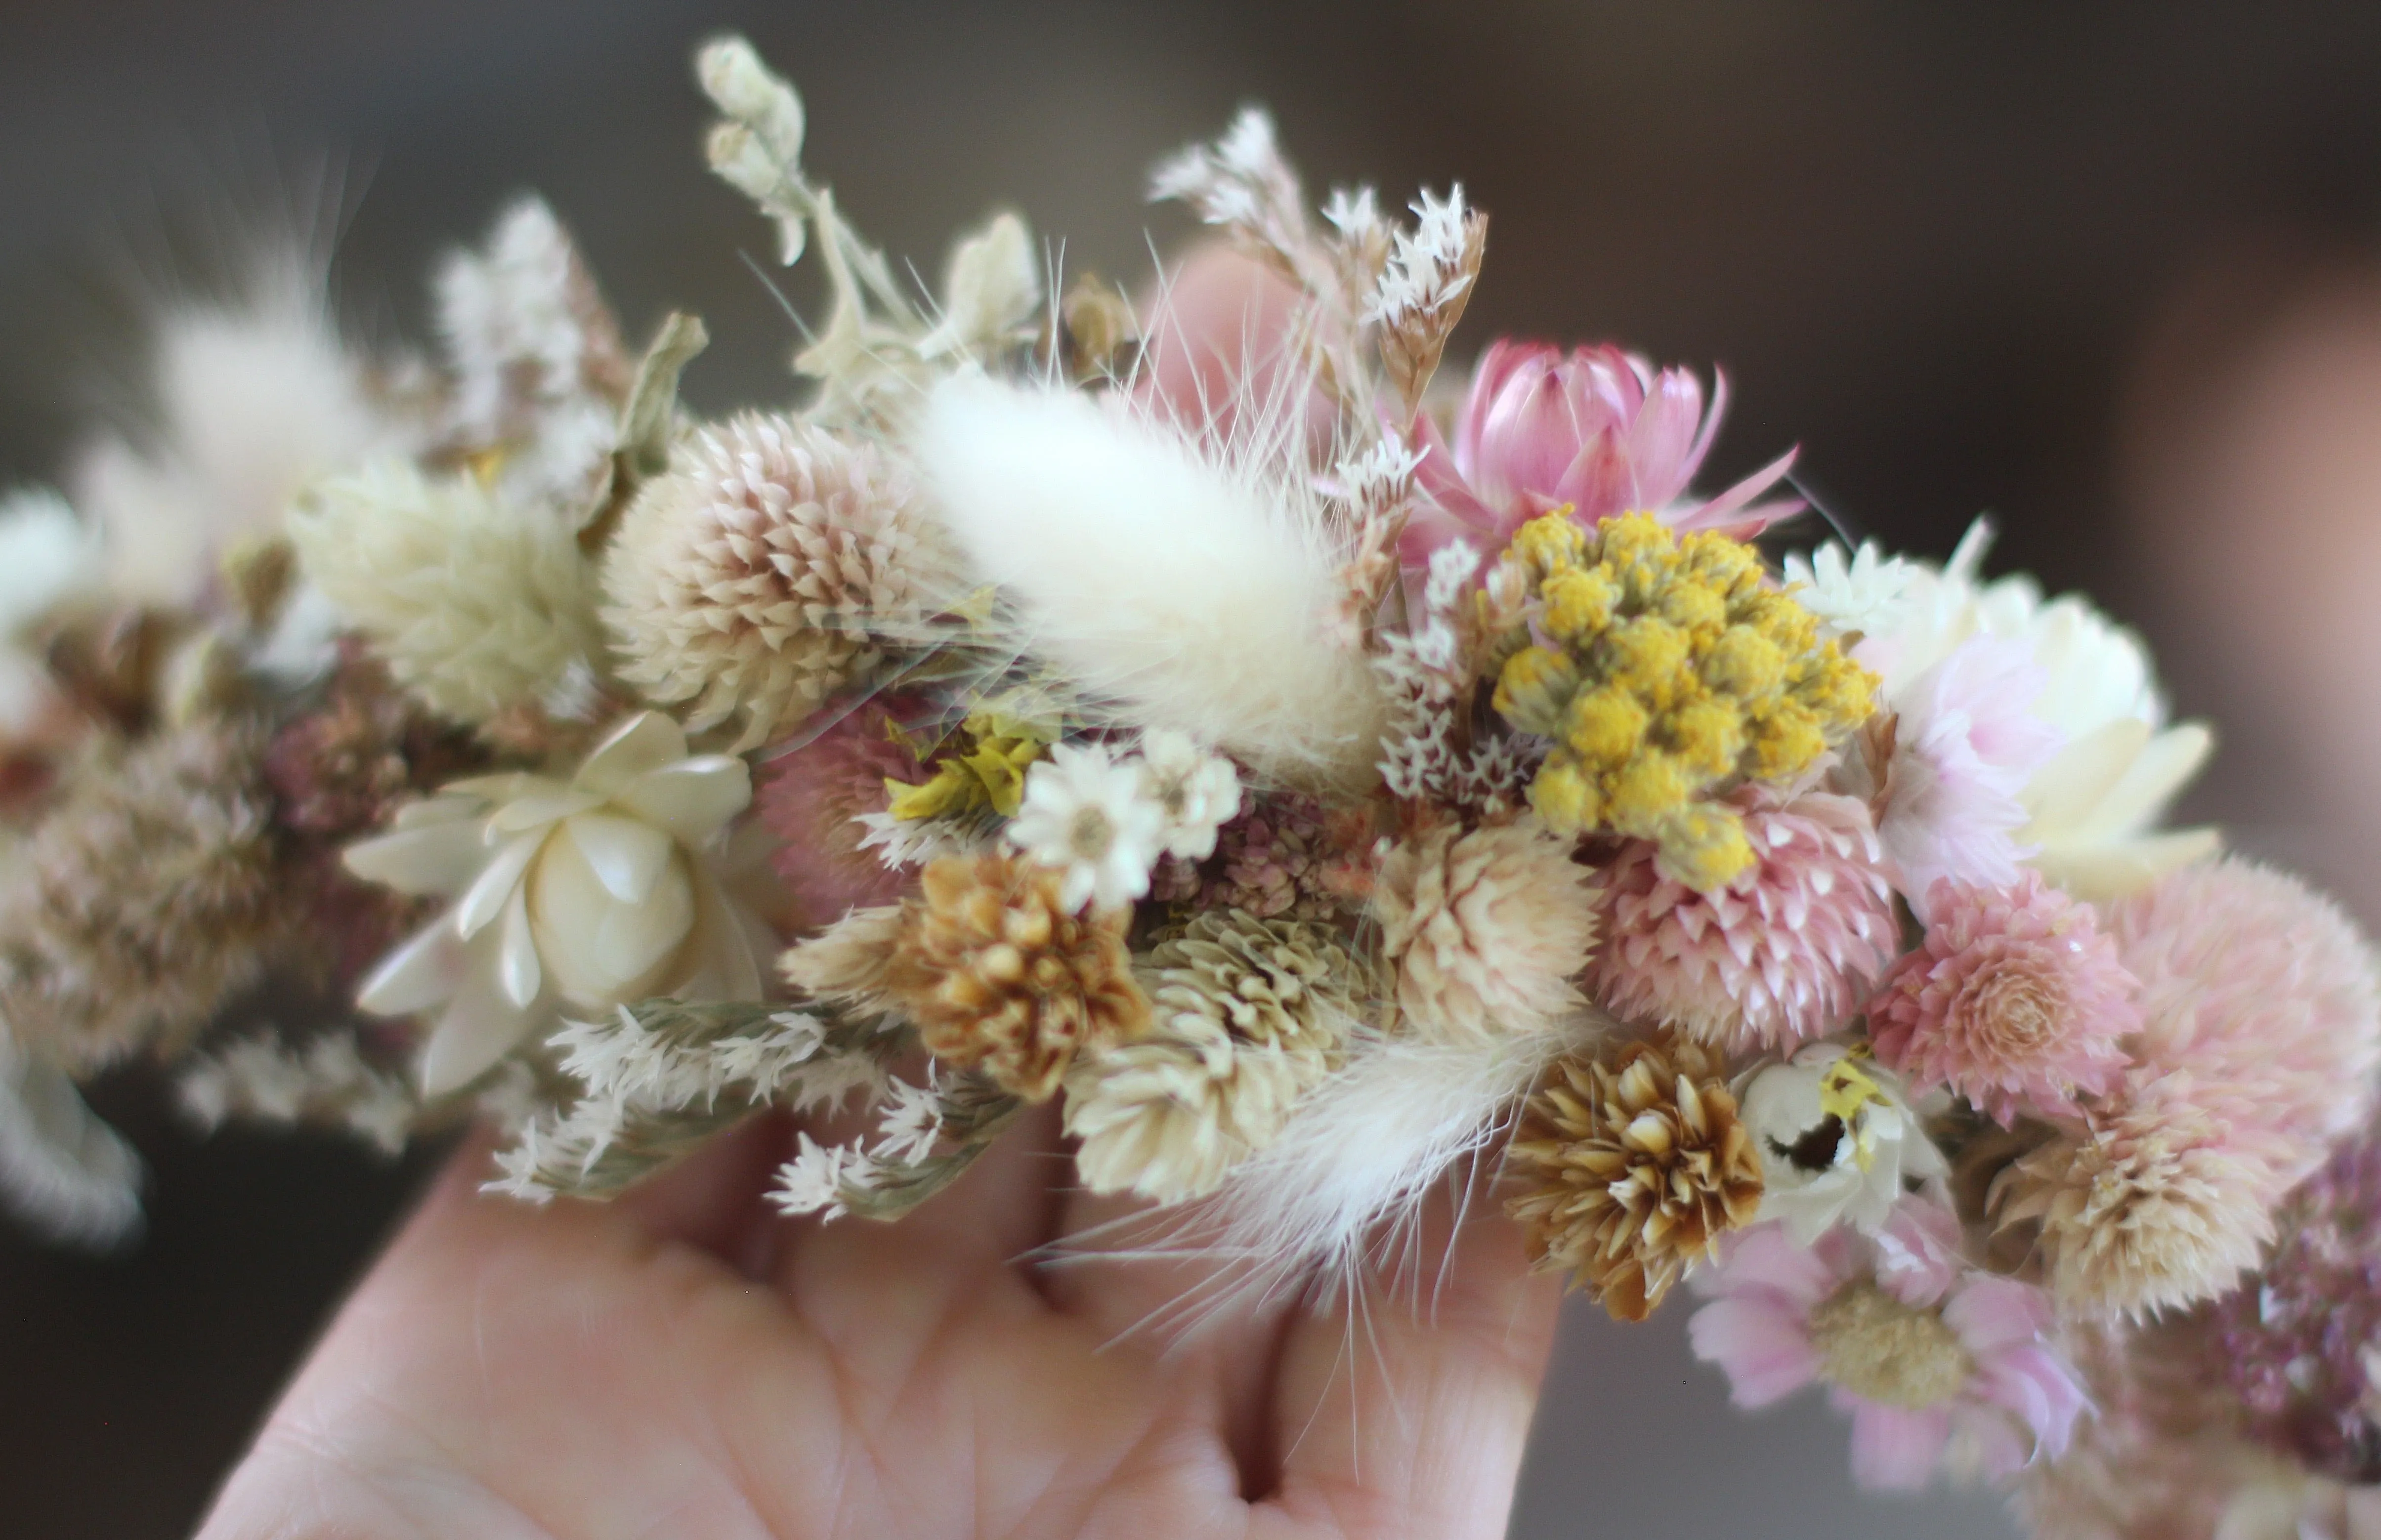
8 4 2381 1537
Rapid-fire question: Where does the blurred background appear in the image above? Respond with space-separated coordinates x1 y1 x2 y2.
6 2 2381 1535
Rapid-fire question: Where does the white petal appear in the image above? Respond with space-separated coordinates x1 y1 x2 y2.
420 966 537 1096
2019 718 2149 842
488 790 602 834
498 886 542 1009
527 832 694 1005
441 772 562 806
455 831 548 939
565 812 676 904
576 712 689 796
390 792 491 831
344 819 490 899
356 918 465 1016
611 757 753 843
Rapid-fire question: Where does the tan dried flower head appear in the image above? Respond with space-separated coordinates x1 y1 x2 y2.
0 724 289 1070
1995 1084 2275 1320
602 413 946 750
1506 1031 1763 1322
1372 817 1596 1042
885 851 1149 1100
1065 910 1358 1204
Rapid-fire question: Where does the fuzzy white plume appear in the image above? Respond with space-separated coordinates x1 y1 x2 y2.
1073 1019 1593 1332
0 1032 142 1250
916 374 1386 792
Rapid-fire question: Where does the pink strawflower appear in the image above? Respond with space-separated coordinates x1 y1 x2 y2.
1689 1196 2087 1492
2211 1131 2381 1482
1589 787 1895 1053
1869 872 2136 1125
1402 339 1800 569
754 696 924 932
1877 634 2065 918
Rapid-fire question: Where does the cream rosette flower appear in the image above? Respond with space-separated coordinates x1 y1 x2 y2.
347 712 762 1094
1864 520 2218 901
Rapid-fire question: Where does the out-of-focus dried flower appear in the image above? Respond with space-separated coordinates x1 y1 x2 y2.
290 459 603 727
1372 816 1596 1042
0 723 288 1070
262 653 483 839
1508 1031 1763 1321
1590 785 1895 1054
1065 911 1358 1204
602 413 946 750
1198 792 1340 922
754 696 924 930
1869 872 2136 1125
883 851 1149 1100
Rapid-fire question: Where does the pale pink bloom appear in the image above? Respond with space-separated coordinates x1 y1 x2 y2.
1869 872 2136 1125
1589 787 1895 1053
1689 1197 2087 1492
1877 633 2064 918
754 697 924 932
1402 339 1800 568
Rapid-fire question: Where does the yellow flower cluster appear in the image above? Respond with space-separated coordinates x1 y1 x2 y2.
884 709 1051 822
1490 511 1875 890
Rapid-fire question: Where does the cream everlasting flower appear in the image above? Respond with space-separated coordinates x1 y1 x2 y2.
1740 1041 1948 1244
1866 520 2216 900
1005 743 1166 913
347 712 761 1095
1136 730 1242 861
1372 818 1597 1043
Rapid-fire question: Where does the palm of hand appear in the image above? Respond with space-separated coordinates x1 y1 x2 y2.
199 1106 1558 1540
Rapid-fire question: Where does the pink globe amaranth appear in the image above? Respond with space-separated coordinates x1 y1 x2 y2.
1402 339 1801 570
1590 787 1896 1054
754 695 925 932
1868 872 2136 1126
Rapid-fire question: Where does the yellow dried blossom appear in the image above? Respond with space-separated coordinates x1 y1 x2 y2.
1490 511 1875 890
882 709 1052 822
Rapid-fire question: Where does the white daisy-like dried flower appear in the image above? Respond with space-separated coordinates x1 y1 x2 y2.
1782 539 1914 642
1006 743 1167 913
1739 1041 1949 1244
291 459 602 726
1370 817 1597 1043
1136 730 1242 861
601 412 944 750
346 712 762 1095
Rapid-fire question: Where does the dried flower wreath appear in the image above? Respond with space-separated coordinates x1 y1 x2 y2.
0 35 2372 1537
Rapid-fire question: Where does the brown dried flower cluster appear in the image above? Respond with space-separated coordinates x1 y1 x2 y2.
884 851 1149 1100
1065 910 1358 1204
261 653 484 839
0 724 291 1070
1506 1031 1763 1322
601 412 947 750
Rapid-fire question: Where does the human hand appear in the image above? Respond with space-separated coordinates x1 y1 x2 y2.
195 1106 1559 1539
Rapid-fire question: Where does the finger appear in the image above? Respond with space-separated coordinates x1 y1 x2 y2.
771 1096 1070 1321
612 1108 797 1276
1255 1181 1560 1540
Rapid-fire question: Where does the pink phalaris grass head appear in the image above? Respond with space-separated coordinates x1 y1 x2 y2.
2105 857 2381 1155
1688 1195 2087 1491
1868 871 2135 1125
1589 785 1895 1054
754 695 925 932
2212 1131 2381 1483
1403 339 1800 570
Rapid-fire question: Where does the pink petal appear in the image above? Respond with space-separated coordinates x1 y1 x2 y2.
1687 1297 1823 1408
1844 1400 1951 1491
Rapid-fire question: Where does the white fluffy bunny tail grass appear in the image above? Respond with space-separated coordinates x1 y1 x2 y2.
914 372 1386 794
1060 1017 1595 1340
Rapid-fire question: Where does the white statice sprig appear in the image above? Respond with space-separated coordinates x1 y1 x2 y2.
1782 539 1916 643
1005 742 1167 912
768 1131 882 1221
1136 731 1242 862
177 1029 420 1156
1368 186 1488 409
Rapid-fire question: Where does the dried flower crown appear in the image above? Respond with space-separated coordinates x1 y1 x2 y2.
0 34 2372 1535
